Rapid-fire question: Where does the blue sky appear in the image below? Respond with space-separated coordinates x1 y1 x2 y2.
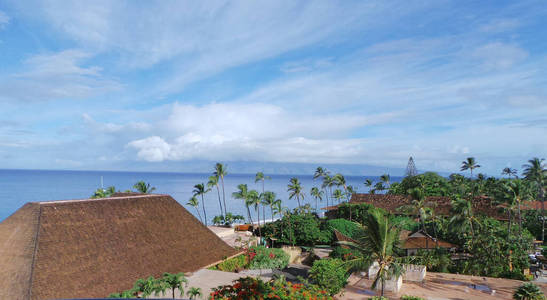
0 1 546 175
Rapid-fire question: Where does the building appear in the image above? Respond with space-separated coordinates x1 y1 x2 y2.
0 194 239 299
401 230 458 256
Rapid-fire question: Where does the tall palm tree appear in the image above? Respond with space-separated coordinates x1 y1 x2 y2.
364 179 374 192
333 173 350 202
461 157 480 178
310 187 324 212
133 181 156 193
314 166 330 210
160 272 187 299
207 175 224 218
333 189 344 205
450 197 481 245
402 188 433 247
288 177 305 207
255 172 271 226
272 199 282 220
214 163 228 217
380 174 391 188
504 180 531 236
502 167 518 179
193 183 211 226
186 196 202 223
248 189 261 237
340 209 401 297
322 174 335 207
261 191 277 222
523 157 546 242
232 184 252 223
187 287 202 300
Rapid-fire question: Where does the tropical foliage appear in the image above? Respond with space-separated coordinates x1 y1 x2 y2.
308 258 348 295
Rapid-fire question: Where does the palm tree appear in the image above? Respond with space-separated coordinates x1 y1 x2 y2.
214 163 228 217
207 175 224 218
272 199 283 220
133 181 156 193
504 180 531 236
373 182 385 194
364 179 374 192
340 209 401 297
261 191 277 222
523 157 546 242
332 189 344 205
160 272 187 299
186 196 202 223
310 187 324 212
450 197 481 245
322 174 335 208
288 177 305 207
133 276 160 298
380 174 391 188
513 282 544 300
187 287 203 300
255 172 271 227
248 189 261 237
193 183 211 226
314 167 330 211
502 167 518 179
403 188 433 247
461 157 480 178
232 184 252 223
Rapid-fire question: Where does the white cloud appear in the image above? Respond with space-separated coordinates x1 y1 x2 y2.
0 10 9 29
479 19 520 33
0 50 121 101
472 42 528 70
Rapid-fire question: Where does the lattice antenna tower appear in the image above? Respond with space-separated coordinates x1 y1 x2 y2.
406 156 418 177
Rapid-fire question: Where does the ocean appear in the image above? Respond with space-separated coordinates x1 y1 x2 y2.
0 169 402 223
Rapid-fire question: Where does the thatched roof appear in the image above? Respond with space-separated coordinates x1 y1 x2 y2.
328 193 506 220
402 231 457 250
0 194 238 299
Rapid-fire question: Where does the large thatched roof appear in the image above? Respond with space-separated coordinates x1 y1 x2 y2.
0 194 238 299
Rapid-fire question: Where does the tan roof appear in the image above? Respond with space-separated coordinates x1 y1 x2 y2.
0 194 238 299
402 236 457 250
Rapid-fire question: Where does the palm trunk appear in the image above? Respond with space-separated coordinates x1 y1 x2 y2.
518 200 522 236
507 209 512 244
541 187 545 243
246 205 253 224
256 206 261 239
195 207 203 223
221 176 227 217
172 288 175 299
201 195 207 226
270 205 274 222
297 195 301 207
216 185 223 219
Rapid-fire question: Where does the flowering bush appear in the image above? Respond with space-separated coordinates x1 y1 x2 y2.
308 259 348 295
246 246 290 270
329 246 361 261
210 276 332 300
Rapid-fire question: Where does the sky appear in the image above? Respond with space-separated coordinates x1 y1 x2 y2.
0 1 546 176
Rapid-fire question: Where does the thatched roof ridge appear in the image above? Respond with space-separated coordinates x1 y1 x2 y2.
0 194 238 299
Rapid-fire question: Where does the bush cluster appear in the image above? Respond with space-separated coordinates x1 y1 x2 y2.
246 246 290 270
308 258 348 295
262 212 330 246
210 276 332 300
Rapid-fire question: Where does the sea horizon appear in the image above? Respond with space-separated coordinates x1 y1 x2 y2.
0 168 401 223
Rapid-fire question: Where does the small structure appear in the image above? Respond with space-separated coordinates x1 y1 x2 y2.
402 230 457 256
367 262 403 293
0 194 239 299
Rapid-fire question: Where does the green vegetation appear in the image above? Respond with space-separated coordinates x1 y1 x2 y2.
212 212 245 226
401 296 425 300
133 181 156 193
513 282 545 300
309 258 348 295
108 272 192 299
210 276 332 300
324 218 361 239
246 246 290 270
210 246 289 271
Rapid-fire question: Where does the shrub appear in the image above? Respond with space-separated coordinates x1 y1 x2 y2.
262 212 330 246
329 246 361 261
309 258 348 295
335 203 378 224
401 296 425 300
210 276 332 300
325 218 360 240
513 282 545 300
370 297 388 300
247 246 290 270
209 255 246 272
